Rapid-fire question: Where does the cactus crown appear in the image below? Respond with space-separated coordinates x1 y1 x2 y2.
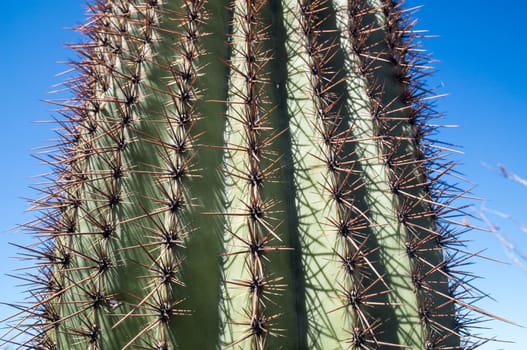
2 0 502 349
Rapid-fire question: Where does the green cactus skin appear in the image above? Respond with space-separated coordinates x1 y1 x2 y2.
2 0 499 349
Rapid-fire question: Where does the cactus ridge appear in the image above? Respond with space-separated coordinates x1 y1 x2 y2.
221 0 290 347
1 0 504 349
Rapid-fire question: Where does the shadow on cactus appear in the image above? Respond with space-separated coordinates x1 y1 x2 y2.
1 0 511 349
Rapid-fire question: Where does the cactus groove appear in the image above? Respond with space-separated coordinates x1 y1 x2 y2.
2 0 499 349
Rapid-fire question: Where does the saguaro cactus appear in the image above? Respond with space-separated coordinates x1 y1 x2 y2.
3 0 497 349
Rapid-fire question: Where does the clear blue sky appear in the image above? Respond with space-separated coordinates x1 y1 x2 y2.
1 1 526 349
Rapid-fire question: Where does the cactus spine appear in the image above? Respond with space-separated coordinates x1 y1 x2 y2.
3 0 495 349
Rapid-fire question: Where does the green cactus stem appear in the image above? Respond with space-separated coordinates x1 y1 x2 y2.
2 0 501 349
